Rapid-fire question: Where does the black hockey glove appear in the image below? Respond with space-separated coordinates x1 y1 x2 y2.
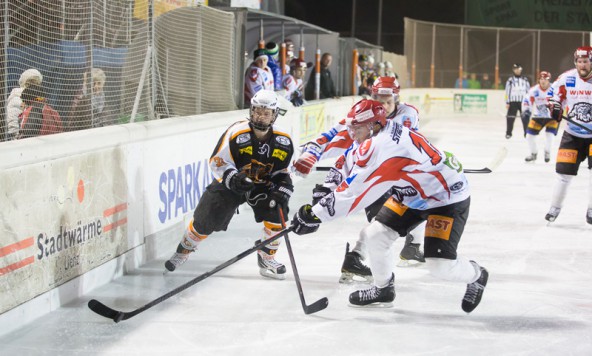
223 169 254 194
291 204 322 235
270 183 294 212
521 110 531 123
549 100 562 122
312 184 332 205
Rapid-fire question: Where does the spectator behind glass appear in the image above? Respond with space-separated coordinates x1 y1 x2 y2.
454 72 469 88
18 84 63 139
468 73 481 89
264 42 283 91
5 68 43 140
283 58 310 106
244 49 274 107
305 52 338 100
481 73 492 89
67 68 113 131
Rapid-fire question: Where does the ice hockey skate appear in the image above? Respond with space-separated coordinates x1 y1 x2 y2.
256 240 286 280
544 151 550 163
164 245 194 272
349 273 395 308
397 234 425 267
524 153 537 162
586 208 592 225
545 206 561 223
339 242 373 284
462 262 488 313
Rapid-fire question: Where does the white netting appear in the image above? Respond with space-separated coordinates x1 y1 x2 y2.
3 1 237 141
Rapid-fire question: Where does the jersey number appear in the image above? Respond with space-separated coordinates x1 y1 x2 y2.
409 131 442 165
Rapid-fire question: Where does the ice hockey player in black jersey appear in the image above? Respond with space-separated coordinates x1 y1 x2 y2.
165 90 295 279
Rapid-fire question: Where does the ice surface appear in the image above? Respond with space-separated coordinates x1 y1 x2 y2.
1 112 591 356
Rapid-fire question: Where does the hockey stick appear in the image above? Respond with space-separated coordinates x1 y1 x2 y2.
563 116 592 134
276 203 329 315
88 227 293 323
316 166 493 174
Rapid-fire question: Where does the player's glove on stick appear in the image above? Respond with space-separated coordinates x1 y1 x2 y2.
549 100 562 122
292 204 321 235
293 142 322 177
521 110 531 123
223 169 255 194
270 183 294 212
312 184 332 205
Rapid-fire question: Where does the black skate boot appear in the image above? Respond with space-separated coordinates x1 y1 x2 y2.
256 240 286 280
461 262 488 313
586 208 592 225
349 273 395 307
545 206 561 222
165 244 194 272
524 153 537 162
544 151 550 163
339 242 373 284
398 234 425 267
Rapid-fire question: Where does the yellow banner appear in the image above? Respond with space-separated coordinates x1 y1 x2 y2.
133 0 208 20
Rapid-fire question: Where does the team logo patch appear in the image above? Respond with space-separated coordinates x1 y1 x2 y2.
557 149 578 163
236 133 250 144
391 185 418 202
449 181 464 192
272 149 288 161
275 135 291 146
212 156 226 167
324 168 343 186
566 76 576 87
319 193 336 216
425 215 454 240
258 143 270 157
239 146 253 155
568 102 592 123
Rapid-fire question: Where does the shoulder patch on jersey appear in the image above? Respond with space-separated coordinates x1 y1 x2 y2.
566 76 576 87
275 135 291 146
236 132 251 144
272 148 288 161
249 68 259 81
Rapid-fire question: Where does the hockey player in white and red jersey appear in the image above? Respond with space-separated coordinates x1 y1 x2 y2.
244 49 274 106
282 58 309 107
291 99 488 311
165 90 295 279
522 71 559 163
545 46 592 224
294 76 425 283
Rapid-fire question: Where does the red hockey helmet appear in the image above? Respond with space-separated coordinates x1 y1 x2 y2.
573 46 592 63
371 76 401 103
345 99 387 128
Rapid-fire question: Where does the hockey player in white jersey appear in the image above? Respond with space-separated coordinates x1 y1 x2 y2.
291 99 488 312
294 76 425 283
282 58 308 107
522 71 559 163
545 46 592 224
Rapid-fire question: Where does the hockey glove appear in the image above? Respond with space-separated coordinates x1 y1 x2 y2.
549 100 562 122
521 110 531 123
312 184 332 205
293 142 322 177
270 183 294 212
223 169 255 194
291 204 322 235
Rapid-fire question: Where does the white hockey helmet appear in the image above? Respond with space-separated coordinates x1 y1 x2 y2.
250 89 280 131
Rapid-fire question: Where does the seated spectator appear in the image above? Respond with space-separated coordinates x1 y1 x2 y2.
67 68 114 131
282 58 310 106
384 61 397 78
455 72 469 88
5 68 43 140
244 49 274 106
468 73 481 89
18 84 63 139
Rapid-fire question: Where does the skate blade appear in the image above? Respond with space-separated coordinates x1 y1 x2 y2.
259 268 286 280
397 259 424 268
339 272 373 284
348 301 394 309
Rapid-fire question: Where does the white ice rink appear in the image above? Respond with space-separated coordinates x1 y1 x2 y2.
1 110 591 355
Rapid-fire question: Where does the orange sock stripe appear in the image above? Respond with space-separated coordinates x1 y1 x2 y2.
263 221 282 231
188 219 208 240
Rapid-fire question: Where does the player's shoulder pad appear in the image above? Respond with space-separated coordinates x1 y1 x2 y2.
227 120 251 140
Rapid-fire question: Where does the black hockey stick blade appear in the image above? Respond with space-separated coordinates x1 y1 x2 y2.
87 227 293 323
463 168 492 173
277 205 328 315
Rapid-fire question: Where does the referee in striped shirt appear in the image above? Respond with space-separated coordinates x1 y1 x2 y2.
504 64 531 139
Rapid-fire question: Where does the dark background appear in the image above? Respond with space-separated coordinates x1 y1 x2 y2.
285 0 466 54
